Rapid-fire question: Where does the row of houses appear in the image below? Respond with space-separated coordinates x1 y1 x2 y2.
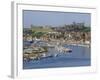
23 23 91 43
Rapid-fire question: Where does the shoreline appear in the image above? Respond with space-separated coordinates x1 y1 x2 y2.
65 43 90 48
46 40 90 48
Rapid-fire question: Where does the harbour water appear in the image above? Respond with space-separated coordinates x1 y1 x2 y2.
23 44 91 69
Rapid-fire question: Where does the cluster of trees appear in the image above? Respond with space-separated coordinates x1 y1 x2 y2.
23 28 45 41
54 22 90 32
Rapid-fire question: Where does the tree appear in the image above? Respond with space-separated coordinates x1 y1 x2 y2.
81 33 86 43
34 32 45 38
31 31 36 41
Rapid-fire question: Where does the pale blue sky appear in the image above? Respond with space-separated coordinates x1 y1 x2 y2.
23 10 91 28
